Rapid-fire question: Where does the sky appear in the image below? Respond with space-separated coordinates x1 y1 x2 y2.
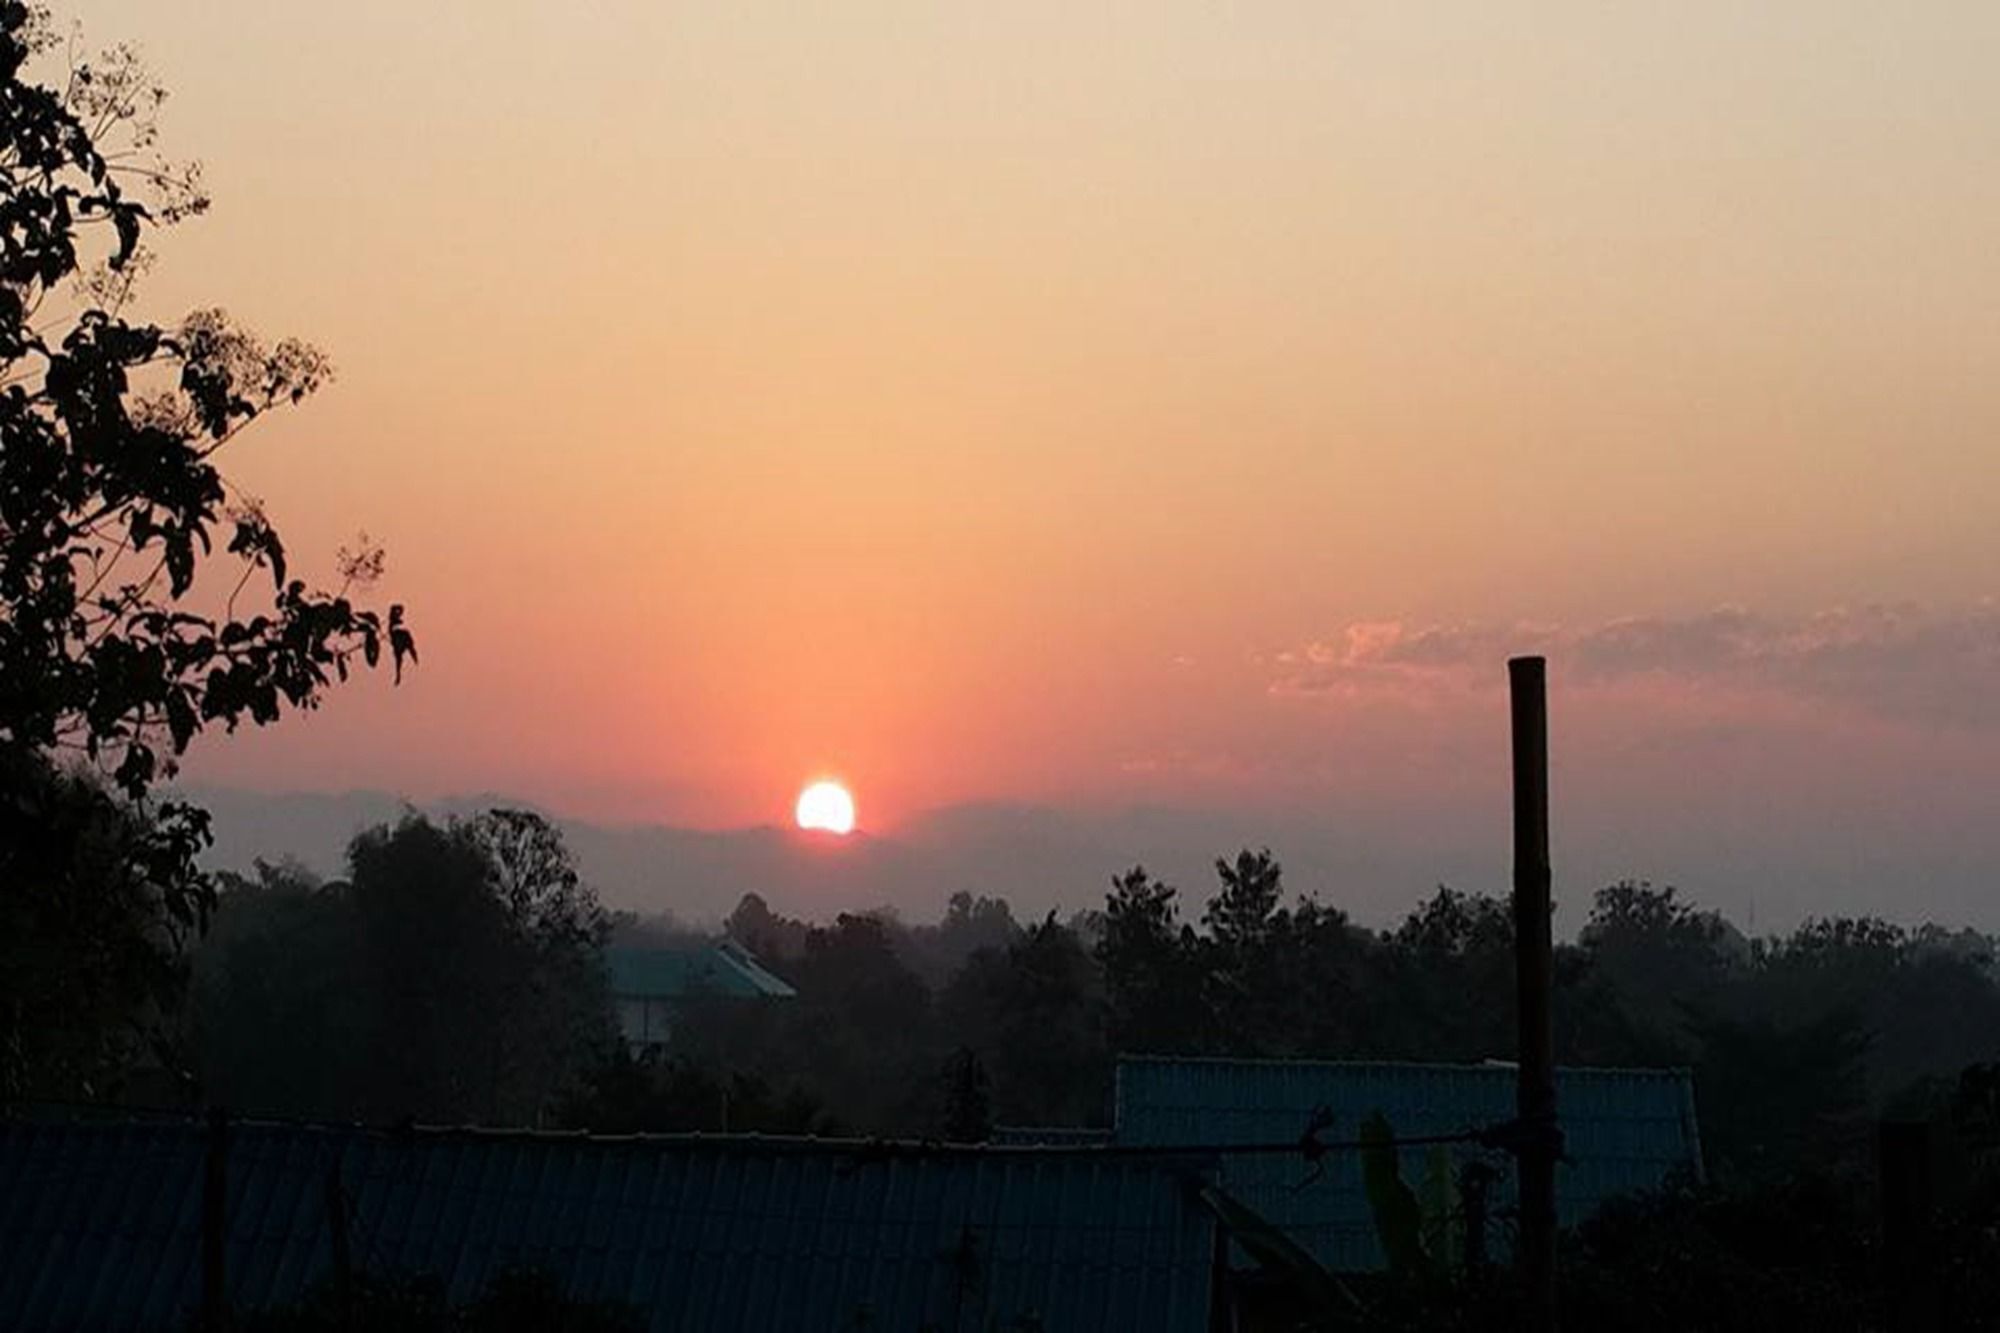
69 3 2000 926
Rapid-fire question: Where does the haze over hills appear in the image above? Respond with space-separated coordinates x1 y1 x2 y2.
185 785 1441 927
183 784 1998 933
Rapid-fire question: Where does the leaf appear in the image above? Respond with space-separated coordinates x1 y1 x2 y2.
1420 1144 1460 1272
1361 1111 1431 1279
388 604 416 683
163 688 197 751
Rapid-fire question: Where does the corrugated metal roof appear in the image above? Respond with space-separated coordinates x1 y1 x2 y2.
607 942 796 1000
990 1127 1116 1148
1115 1056 1702 1273
0 1119 1215 1332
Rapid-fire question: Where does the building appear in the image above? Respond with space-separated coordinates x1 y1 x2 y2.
0 1116 1225 1332
607 939 795 1053
1113 1054 1704 1273
0 1058 1705 1327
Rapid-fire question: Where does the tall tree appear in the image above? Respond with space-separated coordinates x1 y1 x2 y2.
0 8 411 1097
1574 881 1732 1058
193 812 610 1125
1274 894 1373 1057
188 860 357 1118
778 912 937 1131
346 813 609 1124
932 890 1020 970
1097 865 1207 1055
1202 849 1291 1052
941 914 1106 1126
1375 886 1514 1060
725 891 803 963
1203 848 1286 959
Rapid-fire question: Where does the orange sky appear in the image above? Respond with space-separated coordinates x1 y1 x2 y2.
66 3 2000 916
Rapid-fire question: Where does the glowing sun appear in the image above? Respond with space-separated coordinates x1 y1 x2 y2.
794 780 856 835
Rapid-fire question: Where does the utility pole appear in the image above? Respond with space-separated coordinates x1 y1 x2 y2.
1509 656 1559 1331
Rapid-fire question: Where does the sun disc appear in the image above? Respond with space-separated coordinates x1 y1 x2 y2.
795 780 856 835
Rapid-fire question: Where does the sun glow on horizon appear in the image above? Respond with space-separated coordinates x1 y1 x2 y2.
794 780 857 835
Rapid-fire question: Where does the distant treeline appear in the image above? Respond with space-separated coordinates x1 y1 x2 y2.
657 855 2000 1183
71 811 1982 1190
15 799 2000 1186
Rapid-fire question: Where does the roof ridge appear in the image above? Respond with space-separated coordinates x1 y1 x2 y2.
1113 1053 1695 1078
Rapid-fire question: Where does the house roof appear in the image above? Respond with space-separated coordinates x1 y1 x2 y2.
0 1116 1216 1333
606 940 796 1000
1114 1055 1702 1273
990 1126 1116 1148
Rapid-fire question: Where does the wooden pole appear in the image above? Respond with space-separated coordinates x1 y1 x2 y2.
1509 656 1558 1330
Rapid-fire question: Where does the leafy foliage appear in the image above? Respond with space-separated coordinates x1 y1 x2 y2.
0 5 412 804
558 1047 834 1137
0 748 206 1098
1359 1111 1429 1281
0 4 411 1098
937 1045 993 1143
941 914 1105 1125
192 812 610 1125
1096 865 1208 1055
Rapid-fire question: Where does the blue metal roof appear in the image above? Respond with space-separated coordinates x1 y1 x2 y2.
0 1118 1216 1332
1115 1056 1702 1273
606 941 796 1000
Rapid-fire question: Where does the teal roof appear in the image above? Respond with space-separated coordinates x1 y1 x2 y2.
0 1118 1217 1332
607 941 795 1000
1115 1055 1702 1273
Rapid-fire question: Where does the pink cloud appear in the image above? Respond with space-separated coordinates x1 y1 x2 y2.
1272 604 2000 729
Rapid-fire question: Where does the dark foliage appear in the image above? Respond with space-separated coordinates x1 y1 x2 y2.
937 1045 993 1143
0 4 409 1101
1560 1173 1879 1331
1097 865 1208 1055
558 1047 835 1136
0 749 205 1099
940 913 1106 1126
191 811 612 1125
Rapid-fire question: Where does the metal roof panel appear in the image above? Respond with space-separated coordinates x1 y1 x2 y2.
0 1120 1215 1332
1115 1055 1701 1273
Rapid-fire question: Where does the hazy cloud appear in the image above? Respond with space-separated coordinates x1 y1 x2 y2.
1273 604 2000 728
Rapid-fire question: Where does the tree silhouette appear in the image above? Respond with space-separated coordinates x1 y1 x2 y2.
0 7 411 1097
942 914 1105 1125
938 1046 993 1143
1202 850 1296 1051
1376 886 1514 1060
194 812 611 1124
1096 865 1207 1055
